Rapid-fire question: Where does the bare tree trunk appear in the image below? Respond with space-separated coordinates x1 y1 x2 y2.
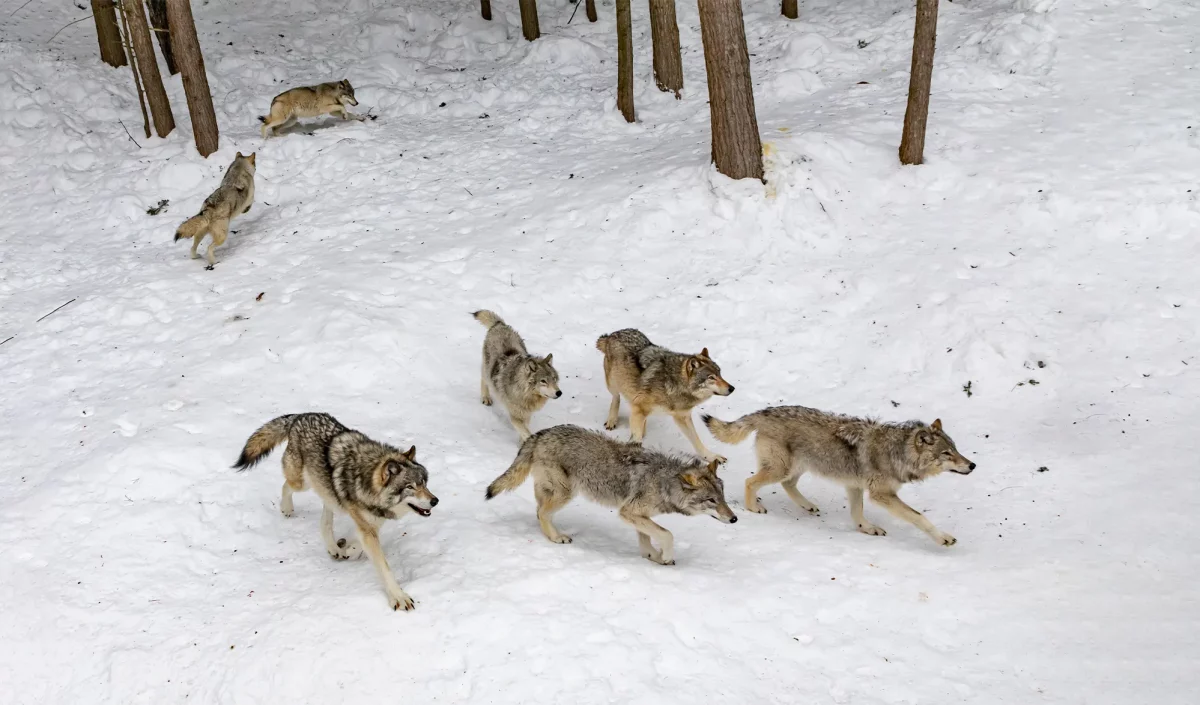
698 0 763 180
616 0 634 122
480 0 491 21
92 0 127 67
648 0 683 97
519 0 540 41
117 0 151 138
899 0 938 165
167 0 219 157
587 0 597 22
781 0 798 20
146 0 178 75
123 0 175 138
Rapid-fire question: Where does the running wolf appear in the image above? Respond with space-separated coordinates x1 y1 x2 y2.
233 412 438 611
703 407 974 546
174 152 255 266
485 425 737 565
596 329 734 463
473 310 561 440
259 80 363 137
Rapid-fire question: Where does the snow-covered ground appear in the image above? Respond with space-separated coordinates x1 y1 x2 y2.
1 0 1196 702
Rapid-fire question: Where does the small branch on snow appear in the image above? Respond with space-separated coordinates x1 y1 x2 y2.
36 298 78 323
119 119 142 148
9 0 36 18
46 14 92 43
464 187 473 196
0 335 14 347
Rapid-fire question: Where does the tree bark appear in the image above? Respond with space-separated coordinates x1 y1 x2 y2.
586 0 597 22
781 0 798 20
146 0 178 75
167 0 218 157
480 0 491 21
519 0 540 41
616 0 634 122
648 0 683 97
899 0 938 165
124 0 175 138
92 0 127 67
117 1 151 138
698 0 763 181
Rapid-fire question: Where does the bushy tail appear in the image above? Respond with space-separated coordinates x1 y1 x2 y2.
595 332 616 354
174 212 208 242
472 310 504 329
702 413 755 445
485 440 535 499
233 415 295 470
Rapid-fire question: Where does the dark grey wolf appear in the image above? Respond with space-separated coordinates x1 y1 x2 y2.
485 424 736 565
704 407 974 546
234 412 437 610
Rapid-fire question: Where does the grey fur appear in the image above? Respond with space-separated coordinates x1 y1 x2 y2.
596 328 734 462
259 79 362 137
234 412 438 610
174 152 256 265
473 310 561 440
485 425 737 565
704 407 974 546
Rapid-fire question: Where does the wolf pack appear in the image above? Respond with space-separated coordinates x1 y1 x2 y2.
188 81 976 612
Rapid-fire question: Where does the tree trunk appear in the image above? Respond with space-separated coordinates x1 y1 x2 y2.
117 0 151 138
480 0 491 21
167 0 218 157
587 0 597 22
123 0 175 138
146 0 178 75
781 0 798 20
616 0 634 122
519 0 540 41
648 0 683 97
698 0 763 181
92 0 127 67
899 0 938 165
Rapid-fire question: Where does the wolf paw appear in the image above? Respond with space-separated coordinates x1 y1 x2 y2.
481 396 493 406
388 589 415 612
329 538 363 560
648 555 675 566
802 505 821 515
280 506 294 518
549 534 573 544
857 523 886 536
937 533 957 547
705 454 728 465
746 501 767 514
604 420 618 431
204 264 215 271
642 548 663 563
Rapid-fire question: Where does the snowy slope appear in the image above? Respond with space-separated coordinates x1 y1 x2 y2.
1 0 1197 703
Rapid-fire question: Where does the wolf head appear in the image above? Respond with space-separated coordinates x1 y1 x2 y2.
235 151 256 170
910 419 975 479
525 353 562 400
337 79 358 106
683 348 734 399
373 446 438 517
678 459 737 523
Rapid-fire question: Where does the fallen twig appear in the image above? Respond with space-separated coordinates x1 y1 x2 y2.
119 119 142 148
47 14 91 43
0 335 14 347
9 0 36 18
37 298 77 323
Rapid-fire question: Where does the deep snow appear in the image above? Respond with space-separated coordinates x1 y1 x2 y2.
1 0 1197 703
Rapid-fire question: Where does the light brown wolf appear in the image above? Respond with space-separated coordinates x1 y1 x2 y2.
259 80 363 137
472 310 561 441
485 425 736 565
234 412 438 611
596 328 734 463
174 152 255 266
704 407 974 546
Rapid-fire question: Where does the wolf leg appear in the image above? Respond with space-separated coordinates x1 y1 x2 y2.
508 412 532 442
672 412 725 464
205 221 228 265
480 358 493 405
870 491 955 546
636 531 662 563
604 393 621 430
619 508 675 565
629 404 650 443
847 487 885 535
744 439 789 513
780 467 820 515
350 511 414 611
534 479 573 544
322 505 362 560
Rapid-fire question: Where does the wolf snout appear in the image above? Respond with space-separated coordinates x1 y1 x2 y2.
554 390 563 398
968 462 976 471
430 496 440 507
728 515 738 524
721 384 735 395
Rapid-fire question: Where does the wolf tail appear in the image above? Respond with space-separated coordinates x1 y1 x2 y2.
472 310 504 329
233 415 295 470
702 413 756 445
485 440 535 499
174 212 209 242
595 333 613 354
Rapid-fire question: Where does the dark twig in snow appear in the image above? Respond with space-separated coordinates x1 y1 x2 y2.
37 298 78 323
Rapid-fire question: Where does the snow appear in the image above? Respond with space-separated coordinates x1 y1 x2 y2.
1 0 1197 703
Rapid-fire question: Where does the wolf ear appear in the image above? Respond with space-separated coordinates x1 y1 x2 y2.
403 445 417 461
525 358 539 372
699 347 710 358
931 418 943 432
236 152 244 158
706 459 721 474
247 152 256 165
683 357 701 375
916 429 934 445
543 353 553 365
679 472 700 489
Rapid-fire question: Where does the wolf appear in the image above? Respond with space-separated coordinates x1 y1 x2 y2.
596 329 734 463
703 407 974 546
233 412 438 611
174 152 256 267
259 80 363 137
485 425 737 565
472 310 561 441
